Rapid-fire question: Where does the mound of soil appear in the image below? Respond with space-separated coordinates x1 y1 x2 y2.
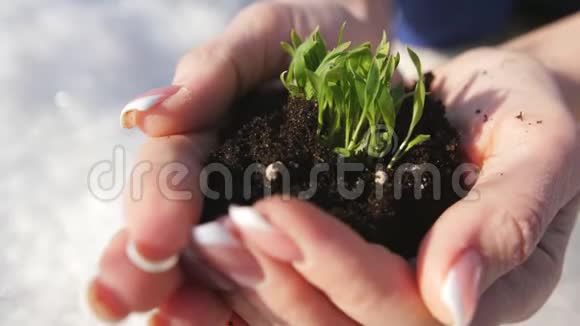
201 78 466 258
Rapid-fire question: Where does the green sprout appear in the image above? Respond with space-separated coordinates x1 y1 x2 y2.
280 24 430 168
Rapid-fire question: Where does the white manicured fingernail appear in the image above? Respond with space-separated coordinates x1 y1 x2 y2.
119 85 181 128
229 205 272 231
80 276 120 325
192 221 263 288
85 277 128 323
192 221 241 247
441 250 483 326
125 240 178 274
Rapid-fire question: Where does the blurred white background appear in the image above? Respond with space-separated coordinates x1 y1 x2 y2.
0 0 578 325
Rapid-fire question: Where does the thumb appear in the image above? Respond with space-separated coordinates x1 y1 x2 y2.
119 2 293 136
417 148 580 326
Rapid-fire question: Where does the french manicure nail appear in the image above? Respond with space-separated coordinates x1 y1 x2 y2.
193 220 241 247
228 205 302 262
441 250 483 326
125 240 179 274
229 205 273 231
120 85 181 128
192 221 263 288
86 278 129 323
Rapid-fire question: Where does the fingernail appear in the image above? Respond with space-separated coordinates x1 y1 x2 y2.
441 250 483 326
229 205 302 261
120 85 181 128
192 221 263 288
229 205 272 231
86 278 129 323
125 239 179 274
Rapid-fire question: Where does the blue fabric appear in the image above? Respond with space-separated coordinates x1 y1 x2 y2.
394 0 516 47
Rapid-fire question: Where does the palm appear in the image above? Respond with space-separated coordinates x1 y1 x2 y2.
419 48 580 325
225 49 580 326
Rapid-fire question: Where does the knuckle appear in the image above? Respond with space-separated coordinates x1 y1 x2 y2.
175 38 228 77
537 241 565 284
235 2 290 31
501 199 546 266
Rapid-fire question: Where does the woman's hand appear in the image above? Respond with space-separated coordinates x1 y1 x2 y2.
188 48 580 326
86 0 391 324
422 48 580 325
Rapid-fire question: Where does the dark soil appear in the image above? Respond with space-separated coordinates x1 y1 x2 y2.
201 77 467 258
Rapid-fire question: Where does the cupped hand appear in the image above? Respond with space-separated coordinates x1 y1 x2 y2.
421 48 580 325
186 48 580 326
86 0 391 324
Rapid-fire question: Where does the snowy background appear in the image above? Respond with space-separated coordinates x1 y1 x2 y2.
0 1 578 325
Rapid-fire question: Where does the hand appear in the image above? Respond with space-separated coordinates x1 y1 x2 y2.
422 48 580 325
86 0 391 324
189 48 580 326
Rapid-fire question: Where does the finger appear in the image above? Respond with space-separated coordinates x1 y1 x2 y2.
120 2 294 136
120 1 377 136
124 133 212 270
247 245 359 326
417 167 576 326
192 218 358 326
87 229 182 321
148 284 231 326
227 198 438 326
179 248 265 325
417 150 580 325
472 193 580 325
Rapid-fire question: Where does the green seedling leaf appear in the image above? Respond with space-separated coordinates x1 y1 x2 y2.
354 131 371 154
291 29 302 48
337 22 347 45
334 147 352 157
407 47 422 81
375 31 390 60
364 60 381 109
280 71 300 96
280 42 295 56
407 134 430 149
333 41 352 55
382 52 400 82
293 54 308 89
353 78 366 110
305 69 320 100
347 42 372 56
377 89 395 135
389 47 426 168
280 25 429 162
